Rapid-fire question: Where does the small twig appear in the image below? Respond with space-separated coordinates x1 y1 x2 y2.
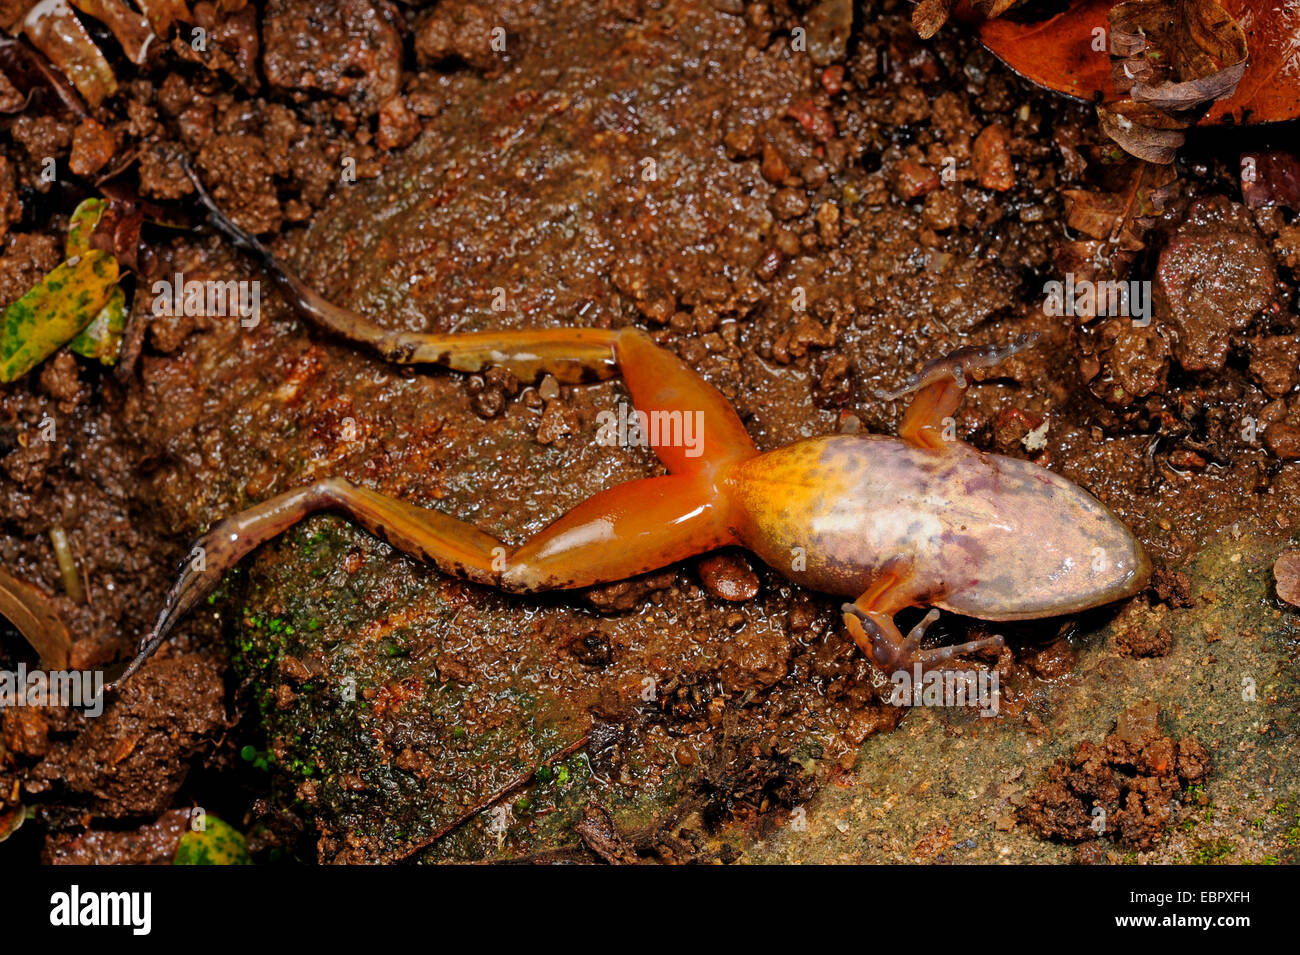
397 733 590 862
1108 161 1153 250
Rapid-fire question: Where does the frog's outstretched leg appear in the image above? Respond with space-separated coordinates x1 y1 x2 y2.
116 183 760 688
111 470 736 690
189 170 756 478
839 558 1004 674
189 169 626 383
881 333 1039 451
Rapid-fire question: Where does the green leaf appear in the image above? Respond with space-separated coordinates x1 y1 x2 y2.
66 198 108 258
174 816 253 866
0 251 119 382
68 285 125 365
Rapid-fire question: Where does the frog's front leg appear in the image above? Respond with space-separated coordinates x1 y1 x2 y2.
882 333 1038 450
839 557 1004 674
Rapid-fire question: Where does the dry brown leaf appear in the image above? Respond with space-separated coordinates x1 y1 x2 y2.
913 0 960 38
0 34 89 116
134 0 190 36
1097 99 1188 163
4 0 193 107
969 0 1299 125
1100 0 1248 162
0 802 25 843
68 0 154 65
1275 550 1300 607
1059 160 1177 293
19 0 116 107
969 0 1024 19
0 566 72 668
1064 188 1152 245
1109 0 1248 110
1241 150 1300 211
919 0 1032 35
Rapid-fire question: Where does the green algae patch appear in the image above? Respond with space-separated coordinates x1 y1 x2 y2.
230 517 664 863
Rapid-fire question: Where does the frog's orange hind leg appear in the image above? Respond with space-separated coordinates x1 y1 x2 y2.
117 184 758 690
401 324 757 476
840 558 1004 674
883 334 1038 451
115 325 749 685
114 471 733 690
193 174 756 477
501 473 732 590
605 328 757 477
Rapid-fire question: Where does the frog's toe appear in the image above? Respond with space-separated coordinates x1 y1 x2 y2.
842 603 1004 675
909 632 1005 667
877 332 1040 401
900 608 942 653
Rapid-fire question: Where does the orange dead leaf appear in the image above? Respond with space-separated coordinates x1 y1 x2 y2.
963 0 1300 125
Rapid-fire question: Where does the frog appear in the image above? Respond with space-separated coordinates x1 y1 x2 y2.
109 178 1150 689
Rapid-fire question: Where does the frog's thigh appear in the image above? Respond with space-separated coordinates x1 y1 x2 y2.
503 474 731 591
610 328 757 477
321 474 731 593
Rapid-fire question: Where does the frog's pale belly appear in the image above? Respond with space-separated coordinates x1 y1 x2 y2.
728 434 1149 619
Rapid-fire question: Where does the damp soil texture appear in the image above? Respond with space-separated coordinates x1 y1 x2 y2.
2 0 1299 864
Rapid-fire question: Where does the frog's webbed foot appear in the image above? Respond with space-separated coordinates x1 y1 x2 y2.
841 604 1004 674
107 557 235 692
881 332 1039 451
105 482 336 692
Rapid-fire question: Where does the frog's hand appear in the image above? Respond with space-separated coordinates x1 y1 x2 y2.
879 333 1039 451
111 473 736 690
840 557 1004 676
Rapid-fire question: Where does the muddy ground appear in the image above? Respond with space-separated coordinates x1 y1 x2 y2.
1 0 1298 863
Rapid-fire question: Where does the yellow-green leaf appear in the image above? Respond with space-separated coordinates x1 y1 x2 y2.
66 198 108 258
174 816 253 866
68 285 125 365
0 251 119 383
